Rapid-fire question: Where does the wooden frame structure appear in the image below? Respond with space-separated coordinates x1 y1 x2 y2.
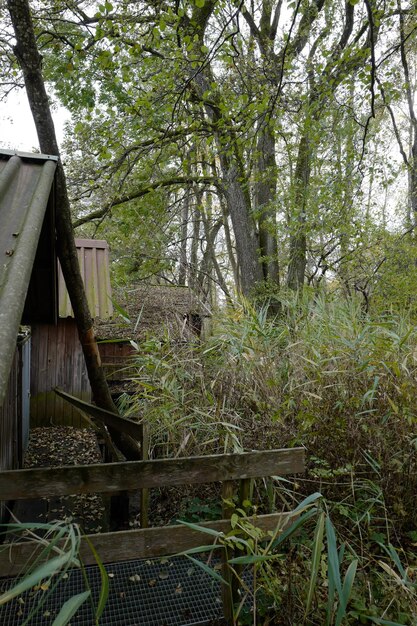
0 446 305 622
0 392 305 622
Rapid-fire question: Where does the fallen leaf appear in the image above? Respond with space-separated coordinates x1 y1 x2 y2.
129 574 141 583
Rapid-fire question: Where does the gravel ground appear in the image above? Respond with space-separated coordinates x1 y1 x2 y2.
20 426 106 534
20 427 223 533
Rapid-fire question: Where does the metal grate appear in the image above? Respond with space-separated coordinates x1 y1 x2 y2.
0 556 226 626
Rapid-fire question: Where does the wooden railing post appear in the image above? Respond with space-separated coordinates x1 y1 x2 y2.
140 421 149 529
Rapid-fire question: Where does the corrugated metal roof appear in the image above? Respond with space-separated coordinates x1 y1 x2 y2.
0 149 58 408
58 239 113 319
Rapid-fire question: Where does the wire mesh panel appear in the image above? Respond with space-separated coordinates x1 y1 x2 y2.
0 556 226 626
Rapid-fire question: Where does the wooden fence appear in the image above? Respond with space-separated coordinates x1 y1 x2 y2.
0 395 305 622
0 447 304 621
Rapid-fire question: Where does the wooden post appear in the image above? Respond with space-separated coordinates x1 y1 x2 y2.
140 421 149 529
239 478 251 513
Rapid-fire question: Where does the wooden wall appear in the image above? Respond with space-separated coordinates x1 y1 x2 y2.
0 336 31 521
30 324 137 428
98 341 136 381
30 319 91 427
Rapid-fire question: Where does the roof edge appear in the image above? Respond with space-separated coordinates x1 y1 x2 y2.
0 148 59 162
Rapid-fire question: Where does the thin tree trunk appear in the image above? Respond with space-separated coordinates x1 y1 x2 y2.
178 189 190 286
8 0 140 461
287 134 311 291
220 198 239 289
256 123 280 285
189 187 202 290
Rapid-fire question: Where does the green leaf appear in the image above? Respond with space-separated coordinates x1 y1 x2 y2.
326 517 342 597
228 554 281 565
0 553 71 606
293 492 322 514
176 519 225 537
305 511 325 616
52 591 91 626
110 297 131 322
230 513 239 528
363 615 405 626
83 536 109 622
335 559 358 626
184 555 228 585
177 544 224 556
272 508 318 548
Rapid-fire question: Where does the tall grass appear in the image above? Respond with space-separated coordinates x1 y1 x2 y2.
122 291 417 623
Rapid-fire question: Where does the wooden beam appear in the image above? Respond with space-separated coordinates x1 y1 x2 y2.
54 388 144 441
0 448 305 500
0 511 294 577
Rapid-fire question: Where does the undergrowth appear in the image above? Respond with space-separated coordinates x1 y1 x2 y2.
117 292 417 623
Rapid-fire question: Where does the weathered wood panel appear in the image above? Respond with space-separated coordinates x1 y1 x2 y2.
0 511 293 576
0 339 30 521
54 389 144 441
98 341 136 381
30 319 92 427
0 448 305 500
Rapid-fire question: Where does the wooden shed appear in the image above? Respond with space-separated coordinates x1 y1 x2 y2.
30 239 113 427
0 149 58 519
95 283 211 396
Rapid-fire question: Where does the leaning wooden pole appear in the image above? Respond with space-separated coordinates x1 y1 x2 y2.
7 0 140 461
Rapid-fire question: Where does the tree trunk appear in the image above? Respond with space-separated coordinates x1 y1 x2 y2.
178 190 190 286
255 120 280 286
7 0 141 461
187 4 264 297
218 156 264 295
189 187 202 290
287 134 311 291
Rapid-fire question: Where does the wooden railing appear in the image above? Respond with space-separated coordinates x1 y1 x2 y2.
0 401 305 622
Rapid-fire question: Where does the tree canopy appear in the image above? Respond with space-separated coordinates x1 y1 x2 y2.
2 0 417 310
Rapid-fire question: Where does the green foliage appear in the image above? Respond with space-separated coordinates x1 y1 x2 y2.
180 493 410 625
0 521 109 625
123 292 417 622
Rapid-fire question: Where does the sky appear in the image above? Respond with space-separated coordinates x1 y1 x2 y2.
0 89 69 153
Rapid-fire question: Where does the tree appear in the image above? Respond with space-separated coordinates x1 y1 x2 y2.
7 0 416 305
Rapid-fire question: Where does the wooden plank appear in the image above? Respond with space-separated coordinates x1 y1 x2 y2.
0 511 293 576
45 324 57 423
0 448 304 500
31 325 48 424
54 321 66 424
54 388 145 441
